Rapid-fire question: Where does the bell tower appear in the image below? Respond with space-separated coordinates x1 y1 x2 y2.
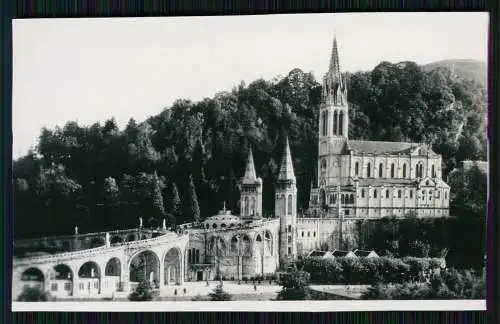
276 136 298 266
240 149 263 221
317 35 349 186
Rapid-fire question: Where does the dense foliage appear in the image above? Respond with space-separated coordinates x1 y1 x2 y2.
362 268 486 300
296 256 444 285
358 214 486 271
13 61 487 239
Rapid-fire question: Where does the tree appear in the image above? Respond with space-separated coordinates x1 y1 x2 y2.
165 181 181 227
128 280 155 301
208 283 233 301
277 267 312 300
186 174 200 223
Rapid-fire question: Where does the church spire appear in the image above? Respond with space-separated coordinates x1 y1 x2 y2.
242 149 257 184
327 35 343 88
278 136 296 182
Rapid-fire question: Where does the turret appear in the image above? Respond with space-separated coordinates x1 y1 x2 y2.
240 149 263 221
276 136 298 265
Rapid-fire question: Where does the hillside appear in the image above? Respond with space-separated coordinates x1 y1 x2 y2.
13 62 488 239
423 59 487 86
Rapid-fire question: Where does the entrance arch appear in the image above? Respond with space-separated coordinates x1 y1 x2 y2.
52 264 73 297
104 257 122 292
129 250 160 289
164 248 181 285
78 261 101 295
20 267 45 293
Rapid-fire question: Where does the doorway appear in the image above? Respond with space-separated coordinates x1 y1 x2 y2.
197 271 203 281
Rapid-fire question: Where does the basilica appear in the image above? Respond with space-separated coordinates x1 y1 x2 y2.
12 36 450 300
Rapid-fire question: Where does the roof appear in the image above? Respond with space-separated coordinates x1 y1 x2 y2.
353 249 377 257
346 140 421 155
241 149 261 185
309 251 327 257
356 178 417 187
278 136 296 182
332 250 355 257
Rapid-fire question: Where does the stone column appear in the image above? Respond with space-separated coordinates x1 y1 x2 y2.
121 262 130 293
178 253 184 285
238 256 243 280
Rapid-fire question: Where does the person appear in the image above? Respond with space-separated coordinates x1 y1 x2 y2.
254 284 257 291
183 288 187 294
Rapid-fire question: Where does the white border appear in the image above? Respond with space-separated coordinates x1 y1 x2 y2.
12 300 486 312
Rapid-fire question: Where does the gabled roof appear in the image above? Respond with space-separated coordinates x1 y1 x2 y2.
356 178 417 187
346 140 420 155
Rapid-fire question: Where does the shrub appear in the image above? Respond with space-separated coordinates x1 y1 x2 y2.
277 268 311 300
17 286 50 302
128 280 155 301
209 283 232 301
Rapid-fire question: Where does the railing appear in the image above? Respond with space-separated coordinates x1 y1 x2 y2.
13 232 189 265
14 228 166 246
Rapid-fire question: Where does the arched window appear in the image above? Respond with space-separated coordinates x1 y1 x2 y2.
339 111 344 136
410 190 413 199
386 189 390 198
333 194 337 204
403 164 407 178
188 249 192 263
416 163 423 178
301 231 304 237
374 190 377 198
432 165 436 178
287 194 293 215
333 111 338 135
361 189 365 198
445 191 448 199
308 232 310 237
329 194 334 204
379 163 383 178
398 190 402 198
354 162 359 176
341 194 345 204
390 164 395 178
213 223 217 229
322 111 328 136
367 163 371 178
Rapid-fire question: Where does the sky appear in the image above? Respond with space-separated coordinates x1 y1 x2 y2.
12 12 488 159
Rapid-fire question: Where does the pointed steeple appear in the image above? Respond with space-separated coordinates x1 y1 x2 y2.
278 136 296 182
242 149 257 184
327 35 343 88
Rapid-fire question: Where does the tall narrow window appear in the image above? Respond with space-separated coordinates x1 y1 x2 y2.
322 111 328 136
410 190 413 198
403 164 407 178
379 163 383 177
391 164 395 178
361 189 365 198
355 162 359 176
386 189 390 198
287 194 293 215
374 190 377 198
244 196 249 215
367 163 371 178
333 111 338 135
339 111 344 136
432 165 436 178
398 190 402 198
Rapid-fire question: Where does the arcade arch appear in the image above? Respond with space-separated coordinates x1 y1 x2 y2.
164 248 181 285
129 250 160 289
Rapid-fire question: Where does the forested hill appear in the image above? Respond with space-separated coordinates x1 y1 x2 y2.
423 59 487 87
13 61 487 239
